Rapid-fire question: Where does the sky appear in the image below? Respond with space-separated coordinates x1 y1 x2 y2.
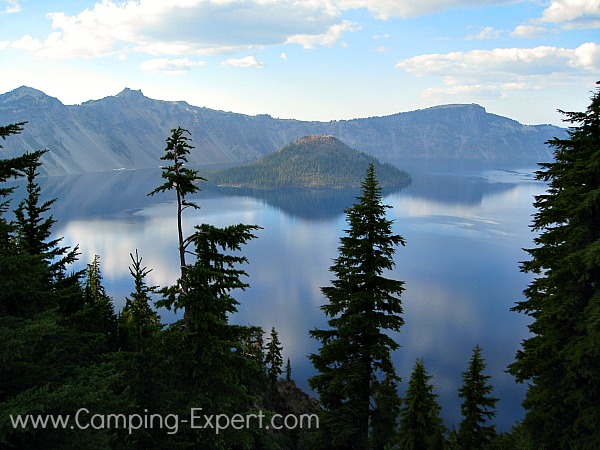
0 1 599 126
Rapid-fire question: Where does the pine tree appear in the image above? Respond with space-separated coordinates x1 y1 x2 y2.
1 135 79 317
148 127 206 288
457 345 497 449
265 326 284 388
14 156 80 279
77 255 118 352
399 358 446 450
285 358 292 382
241 327 265 362
309 163 405 449
0 122 58 316
121 250 161 354
508 82 600 448
158 223 263 447
0 122 44 242
371 373 402 450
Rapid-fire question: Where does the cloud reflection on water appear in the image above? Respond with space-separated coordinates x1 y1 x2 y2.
48 162 545 431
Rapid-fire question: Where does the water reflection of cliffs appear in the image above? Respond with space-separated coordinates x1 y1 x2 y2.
208 186 396 220
37 161 539 223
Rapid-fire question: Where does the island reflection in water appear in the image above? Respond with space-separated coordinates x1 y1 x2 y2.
40 160 545 431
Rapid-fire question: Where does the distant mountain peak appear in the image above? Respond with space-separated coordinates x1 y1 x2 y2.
117 87 144 96
0 86 63 109
424 103 485 112
4 85 52 100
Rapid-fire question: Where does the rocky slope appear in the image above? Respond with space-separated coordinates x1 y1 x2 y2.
0 86 565 175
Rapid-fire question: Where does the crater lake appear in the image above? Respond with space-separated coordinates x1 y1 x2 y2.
35 159 545 432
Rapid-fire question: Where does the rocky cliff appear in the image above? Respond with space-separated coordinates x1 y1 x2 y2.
0 86 565 175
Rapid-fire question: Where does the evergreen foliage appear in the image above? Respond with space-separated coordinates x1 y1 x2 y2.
14 156 80 277
120 250 161 353
508 82 600 448
309 163 405 449
457 345 498 449
398 358 445 450
0 122 45 225
210 135 411 189
75 255 118 353
10 118 592 447
265 326 284 388
0 124 75 317
285 358 292 382
148 127 206 289
1 123 322 449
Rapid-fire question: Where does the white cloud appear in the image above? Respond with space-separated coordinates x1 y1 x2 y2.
331 0 516 19
140 57 207 74
221 55 265 68
375 45 387 52
540 0 600 29
466 26 503 41
9 0 357 59
396 43 600 77
286 20 360 48
396 43 600 100
511 25 555 38
280 52 288 61
0 0 21 14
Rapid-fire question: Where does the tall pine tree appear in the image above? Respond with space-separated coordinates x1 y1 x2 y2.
509 82 600 448
457 345 497 449
121 250 161 354
309 163 405 449
265 326 284 388
158 223 263 448
148 127 206 317
399 358 445 450
0 122 44 244
76 255 118 352
1 128 79 317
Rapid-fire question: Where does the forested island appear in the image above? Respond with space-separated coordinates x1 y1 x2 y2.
206 135 412 189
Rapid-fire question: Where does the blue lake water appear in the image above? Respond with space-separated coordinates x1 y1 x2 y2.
39 159 546 432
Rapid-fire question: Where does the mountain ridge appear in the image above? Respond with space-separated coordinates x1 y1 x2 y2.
0 86 566 176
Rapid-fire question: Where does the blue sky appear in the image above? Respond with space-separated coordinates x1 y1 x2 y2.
0 0 598 126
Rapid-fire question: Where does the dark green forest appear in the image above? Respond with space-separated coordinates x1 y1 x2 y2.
1 83 599 449
206 135 411 189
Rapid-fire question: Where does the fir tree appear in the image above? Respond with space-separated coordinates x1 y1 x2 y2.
14 156 80 281
242 327 265 362
509 82 600 448
0 122 44 238
309 163 405 449
121 250 161 354
77 255 118 352
158 223 263 447
457 345 498 449
1 123 45 315
371 373 402 450
399 358 446 450
265 326 284 388
285 358 292 382
148 127 206 288
1 137 79 317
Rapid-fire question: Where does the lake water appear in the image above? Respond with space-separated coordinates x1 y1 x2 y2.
38 159 546 432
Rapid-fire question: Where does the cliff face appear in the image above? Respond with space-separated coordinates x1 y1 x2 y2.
0 87 565 175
